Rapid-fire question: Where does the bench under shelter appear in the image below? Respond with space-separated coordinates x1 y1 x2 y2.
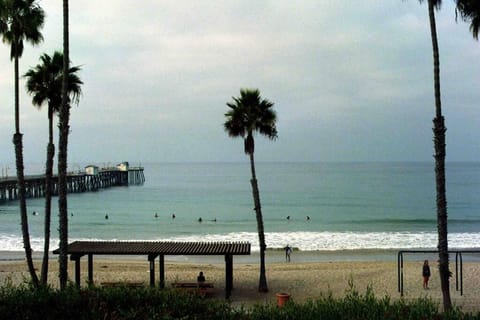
53 240 251 298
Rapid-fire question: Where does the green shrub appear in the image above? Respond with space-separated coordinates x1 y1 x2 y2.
246 285 480 320
0 283 236 320
1 282 479 320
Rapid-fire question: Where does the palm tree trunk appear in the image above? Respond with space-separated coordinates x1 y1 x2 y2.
427 0 452 311
14 54 20 133
13 134 39 287
13 53 39 287
58 0 70 290
41 109 54 285
249 152 268 292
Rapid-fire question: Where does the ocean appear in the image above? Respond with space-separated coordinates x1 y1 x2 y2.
1 162 480 255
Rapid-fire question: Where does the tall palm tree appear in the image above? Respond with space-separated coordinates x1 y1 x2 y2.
58 0 70 290
417 0 452 311
224 88 277 292
416 0 480 311
455 0 480 39
24 51 82 285
0 0 44 287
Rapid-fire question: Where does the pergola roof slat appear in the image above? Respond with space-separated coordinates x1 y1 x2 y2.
53 240 251 256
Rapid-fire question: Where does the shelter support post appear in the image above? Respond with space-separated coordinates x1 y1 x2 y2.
454 252 464 295
70 254 84 288
88 254 93 285
460 252 463 296
75 259 81 288
148 254 156 287
159 254 165 288
397 251 404 296
225 254 233 298
455 252 459 292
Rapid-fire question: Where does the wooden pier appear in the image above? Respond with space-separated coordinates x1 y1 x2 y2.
0 165 144 202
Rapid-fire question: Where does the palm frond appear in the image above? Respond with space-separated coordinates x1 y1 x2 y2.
24 50 82 113
0 0 45 59
455 0 480 40
224 88 278 153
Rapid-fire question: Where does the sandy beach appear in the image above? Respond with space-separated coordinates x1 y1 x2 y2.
1 251 479 313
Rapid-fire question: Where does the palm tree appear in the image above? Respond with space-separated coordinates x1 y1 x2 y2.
24 51 82 285
224 88 277 292
455 0 480 39
58 0 70 290
415 0 452 311
0 0 44 287
415 0 480 311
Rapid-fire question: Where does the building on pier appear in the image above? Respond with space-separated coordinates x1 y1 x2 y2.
85 165 99 175
116 161 129 171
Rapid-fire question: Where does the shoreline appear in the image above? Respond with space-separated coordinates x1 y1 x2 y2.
3 248 480 264
0 249 405 263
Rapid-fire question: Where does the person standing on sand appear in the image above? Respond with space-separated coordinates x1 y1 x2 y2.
285 245 292 262
422 259 431 289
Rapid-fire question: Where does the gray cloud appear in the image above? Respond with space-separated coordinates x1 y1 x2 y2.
0 0 479 167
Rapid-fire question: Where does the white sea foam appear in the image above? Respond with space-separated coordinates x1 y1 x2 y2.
4 232 478 253
163 231 480 252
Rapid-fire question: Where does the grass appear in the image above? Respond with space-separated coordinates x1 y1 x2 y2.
1 281 479 320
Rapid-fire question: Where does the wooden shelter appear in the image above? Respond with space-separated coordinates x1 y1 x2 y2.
53 240 251 298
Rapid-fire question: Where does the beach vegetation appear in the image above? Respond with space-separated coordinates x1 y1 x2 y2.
0 284 240 320
224 88 278 293
0 283 479 320
24 51 82 286
0 0 45 288
247 286 478 320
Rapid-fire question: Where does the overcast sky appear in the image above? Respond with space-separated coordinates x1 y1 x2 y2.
0 1 479 168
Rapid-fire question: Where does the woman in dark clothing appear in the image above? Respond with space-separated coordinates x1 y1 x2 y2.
422 260 431 289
